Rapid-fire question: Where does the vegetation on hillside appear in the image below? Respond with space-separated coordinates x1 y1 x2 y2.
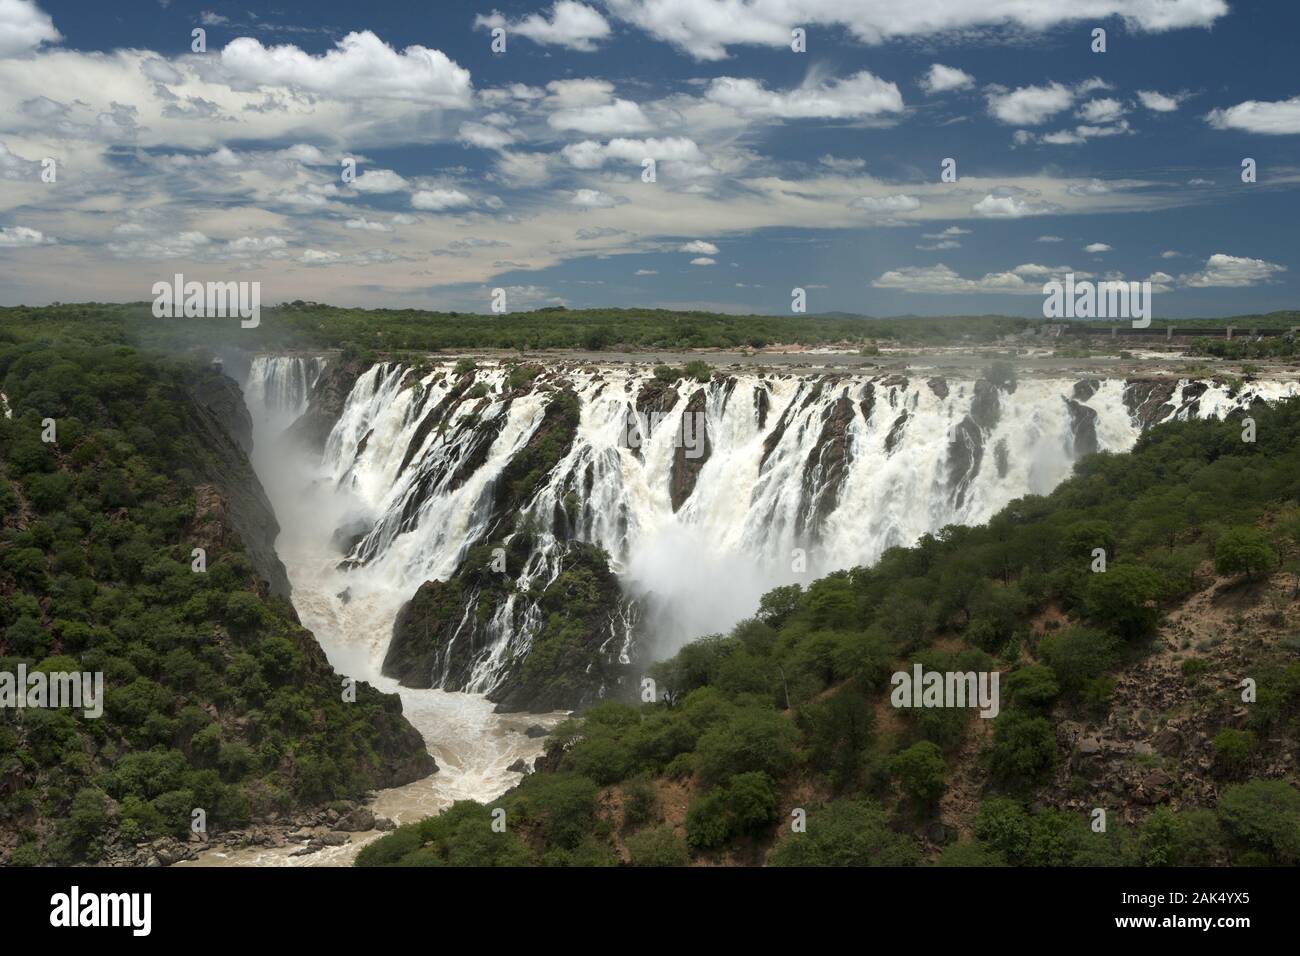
6 302 1298 358
0 336 431 865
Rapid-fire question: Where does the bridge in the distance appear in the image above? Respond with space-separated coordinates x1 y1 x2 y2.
1052 324 1299 339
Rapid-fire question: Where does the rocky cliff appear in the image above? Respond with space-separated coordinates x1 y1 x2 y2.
187 369 293 600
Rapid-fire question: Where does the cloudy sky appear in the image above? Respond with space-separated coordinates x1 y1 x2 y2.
0 0 1297 317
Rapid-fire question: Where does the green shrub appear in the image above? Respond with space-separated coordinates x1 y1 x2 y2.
1039 627 1118 695
694 707 797 787
890 741 946 807
683 360 711 383
974 798 1031 865
769 800 919 866
1211 728 1255 779
625 825 689 866
933 840 1005 866
685 790 731 849
621 775 657 829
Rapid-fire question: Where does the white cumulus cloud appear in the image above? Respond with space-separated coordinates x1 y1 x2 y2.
412 187 473 210
919 63 973 94
475 2 611 51
1179 253 1286 287
218 31 472 105
0 0 60 57
1207 95 1300 135
705 71 903 120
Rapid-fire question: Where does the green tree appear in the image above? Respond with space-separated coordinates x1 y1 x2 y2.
989 712 1056 787
974 798 1031 865
1086 564 1162 640
1003 664 1060 711
1216 780 1300 864
1214 527 1276 580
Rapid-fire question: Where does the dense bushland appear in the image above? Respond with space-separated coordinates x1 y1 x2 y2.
0 337 430 865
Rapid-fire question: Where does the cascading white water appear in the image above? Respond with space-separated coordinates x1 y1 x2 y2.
185 356 566 867
306 360 1300 679
245 354 325 440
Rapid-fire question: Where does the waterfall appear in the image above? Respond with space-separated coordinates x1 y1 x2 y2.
245 358 1300 702
244 355 325 439
243 356 1300 706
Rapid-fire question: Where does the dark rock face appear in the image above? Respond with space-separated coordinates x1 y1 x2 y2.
760 395 797 469
884 410 910 455
331 515 372 556
383 542 634 713
380 386 635 711
993 438 1010 479
284 358 368 455
970 380 1001 431
185 371 293 600
944 378 1017 510
490 388 582 536
396 375 477 480
1065 398 1099 457
928 378 949 400
946 415 983 510
1073 378 1100 402
628 378 680 459
358 690 438 788
859 382 877 424
1178 380 1209 419
191 372 256 455
636 378 681 419
382 576 467 689
491 544 632 712
797 396 856 538
669 388 712 512
753 384 772 430
1123 379 1177 428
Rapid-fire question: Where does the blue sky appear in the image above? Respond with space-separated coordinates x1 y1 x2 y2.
0 0 1298 317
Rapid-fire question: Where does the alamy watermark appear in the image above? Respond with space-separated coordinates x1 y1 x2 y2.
1042 273 1151 328
1 665 103 718
151 273 261 329
50 886 150 936
890 664 1000 718
621 410 706 459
